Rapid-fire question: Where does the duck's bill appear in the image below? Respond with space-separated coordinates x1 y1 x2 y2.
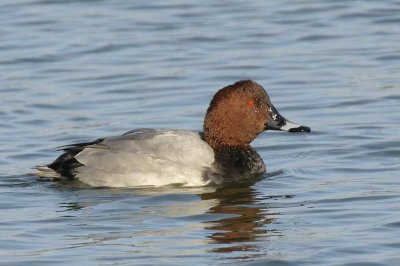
265 105 311 133
278 121 311 132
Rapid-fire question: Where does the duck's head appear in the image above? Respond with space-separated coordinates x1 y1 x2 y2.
203 80 310 148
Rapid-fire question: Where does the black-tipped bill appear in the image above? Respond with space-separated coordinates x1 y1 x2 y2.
265 104 311 133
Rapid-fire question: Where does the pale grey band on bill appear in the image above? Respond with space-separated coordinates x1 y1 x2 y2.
281 121 311 133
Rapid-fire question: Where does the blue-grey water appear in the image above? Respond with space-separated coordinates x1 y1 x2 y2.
1 1 400 265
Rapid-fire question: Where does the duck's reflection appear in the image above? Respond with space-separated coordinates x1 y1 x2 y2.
56 182 276 259
200 185 274 255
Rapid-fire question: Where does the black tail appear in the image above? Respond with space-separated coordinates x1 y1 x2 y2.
48 138 104 179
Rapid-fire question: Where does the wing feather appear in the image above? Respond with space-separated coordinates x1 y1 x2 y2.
75 129 214 168
71 129 215 186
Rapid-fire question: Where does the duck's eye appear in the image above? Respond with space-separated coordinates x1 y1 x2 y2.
247 99 255 107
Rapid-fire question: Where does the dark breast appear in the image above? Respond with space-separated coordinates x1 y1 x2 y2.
208 147 266 184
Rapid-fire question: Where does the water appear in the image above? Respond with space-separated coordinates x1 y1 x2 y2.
1 0 400 265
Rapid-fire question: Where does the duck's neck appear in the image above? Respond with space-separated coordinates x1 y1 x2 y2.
204 134 248 149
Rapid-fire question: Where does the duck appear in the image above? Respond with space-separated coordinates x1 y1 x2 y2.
35 80 310 187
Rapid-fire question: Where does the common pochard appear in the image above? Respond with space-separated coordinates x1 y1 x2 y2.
36 80 310 187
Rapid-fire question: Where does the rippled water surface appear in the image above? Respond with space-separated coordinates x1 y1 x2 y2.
1 1 400 265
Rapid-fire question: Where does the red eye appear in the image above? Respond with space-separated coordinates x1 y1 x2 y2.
247 99 255 107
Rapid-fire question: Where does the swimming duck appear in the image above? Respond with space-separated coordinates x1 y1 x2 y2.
36 80 310 187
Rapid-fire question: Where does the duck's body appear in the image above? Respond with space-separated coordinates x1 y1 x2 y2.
36 80 310 187
37 128 266 186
